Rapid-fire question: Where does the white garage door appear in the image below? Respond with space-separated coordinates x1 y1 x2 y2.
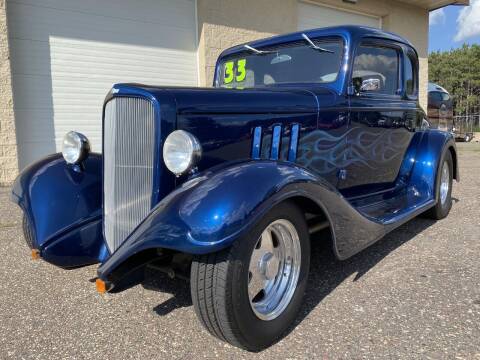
7 0 198 169
298 2 381 31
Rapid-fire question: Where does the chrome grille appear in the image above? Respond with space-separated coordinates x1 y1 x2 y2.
103 97 155 253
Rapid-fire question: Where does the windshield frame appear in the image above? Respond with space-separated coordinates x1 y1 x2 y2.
213 34 348 91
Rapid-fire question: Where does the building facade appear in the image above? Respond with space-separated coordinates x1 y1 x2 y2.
0 0 468 185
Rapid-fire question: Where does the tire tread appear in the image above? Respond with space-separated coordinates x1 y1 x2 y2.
191 243 249 349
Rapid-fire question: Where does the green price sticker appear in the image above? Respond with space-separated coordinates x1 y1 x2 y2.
224 59 247 84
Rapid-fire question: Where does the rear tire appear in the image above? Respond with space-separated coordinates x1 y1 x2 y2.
190 201 310 351
423 150 453 220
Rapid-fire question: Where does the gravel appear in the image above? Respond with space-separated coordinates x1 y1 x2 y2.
1 143 479 359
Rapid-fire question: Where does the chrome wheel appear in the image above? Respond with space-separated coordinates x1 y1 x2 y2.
440 160 450 205
248 219 301 321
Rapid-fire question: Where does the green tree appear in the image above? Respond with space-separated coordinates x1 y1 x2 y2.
429 44 480 116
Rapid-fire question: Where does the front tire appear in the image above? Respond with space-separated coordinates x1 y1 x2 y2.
190 201 310 351
22 215 35 249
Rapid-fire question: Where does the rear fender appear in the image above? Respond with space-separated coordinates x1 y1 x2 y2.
11 153 107 268
409 130 458 202
98 161 387 283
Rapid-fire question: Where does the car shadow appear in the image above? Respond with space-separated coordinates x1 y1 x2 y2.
142 267 192 316
293 216 436 329
144 216 436 328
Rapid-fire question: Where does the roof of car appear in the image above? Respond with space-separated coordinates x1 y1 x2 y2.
219 25 416 59
428 82 449 93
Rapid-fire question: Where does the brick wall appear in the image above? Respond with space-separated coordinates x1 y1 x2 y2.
0 0 18 186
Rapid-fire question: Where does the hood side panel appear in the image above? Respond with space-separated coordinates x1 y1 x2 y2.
171 87 322 172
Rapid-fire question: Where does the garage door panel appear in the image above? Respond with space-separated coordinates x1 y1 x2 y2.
49 40 197 76
8 0 198 169
298 2 380 30
11 0 196 29
50 49 198 69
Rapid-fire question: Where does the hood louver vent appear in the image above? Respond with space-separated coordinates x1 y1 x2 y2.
252 124 299 161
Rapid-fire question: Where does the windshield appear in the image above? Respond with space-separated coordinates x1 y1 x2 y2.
215 37 343 88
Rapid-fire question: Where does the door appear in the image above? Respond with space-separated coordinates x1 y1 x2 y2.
341 41 415 192
7 0 198 169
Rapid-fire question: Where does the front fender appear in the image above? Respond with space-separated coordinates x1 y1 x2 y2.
11 153 107 268
98 161 387 281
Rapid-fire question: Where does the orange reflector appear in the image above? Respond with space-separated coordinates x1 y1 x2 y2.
96 278 107 294
31 249 40 260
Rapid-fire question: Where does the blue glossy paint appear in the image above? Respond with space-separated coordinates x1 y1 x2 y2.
98 129 456 281
11 26 459 284
97 160 371 279
172 86 319 176
409 130 457 201
11 153 105 268
343 38 420 191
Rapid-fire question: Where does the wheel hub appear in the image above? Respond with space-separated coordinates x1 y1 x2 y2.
440 160 450 205
247 219 301 321
258 252 279 280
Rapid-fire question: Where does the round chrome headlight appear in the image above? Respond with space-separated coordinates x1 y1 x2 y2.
163 130 201 175
62 131 90 164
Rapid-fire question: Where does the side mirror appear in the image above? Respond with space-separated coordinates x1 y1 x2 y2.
421 118 430 130
360 78 381 92
349 77 381 96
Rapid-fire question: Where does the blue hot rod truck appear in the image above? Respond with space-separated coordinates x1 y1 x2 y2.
11 26 458 351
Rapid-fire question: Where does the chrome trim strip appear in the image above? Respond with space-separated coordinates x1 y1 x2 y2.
288 124 300 161
252 126 262 159
270 125 282 160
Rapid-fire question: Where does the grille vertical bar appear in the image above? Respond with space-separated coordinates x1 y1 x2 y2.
103 97 155 253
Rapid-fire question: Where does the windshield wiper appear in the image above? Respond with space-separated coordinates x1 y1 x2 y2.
301 33 334 54
243 44 275 55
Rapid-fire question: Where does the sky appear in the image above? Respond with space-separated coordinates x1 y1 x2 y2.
429 0 480 53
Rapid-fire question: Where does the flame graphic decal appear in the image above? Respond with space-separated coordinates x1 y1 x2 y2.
296 127 411 174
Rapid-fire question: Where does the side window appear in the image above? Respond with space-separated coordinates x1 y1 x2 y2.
429 91 442 104
352 44 400 95
405 52 418 97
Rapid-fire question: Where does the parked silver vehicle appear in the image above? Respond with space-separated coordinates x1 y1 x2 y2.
427 82 453 132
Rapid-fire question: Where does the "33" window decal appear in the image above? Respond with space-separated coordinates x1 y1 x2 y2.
224 59 247 84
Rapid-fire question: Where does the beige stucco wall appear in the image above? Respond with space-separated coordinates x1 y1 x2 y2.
196 0 298 86
381 2 429 110
0 0 17 186
197 0 429 109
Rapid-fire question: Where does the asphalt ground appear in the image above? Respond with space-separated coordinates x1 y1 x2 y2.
1 142 479 359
